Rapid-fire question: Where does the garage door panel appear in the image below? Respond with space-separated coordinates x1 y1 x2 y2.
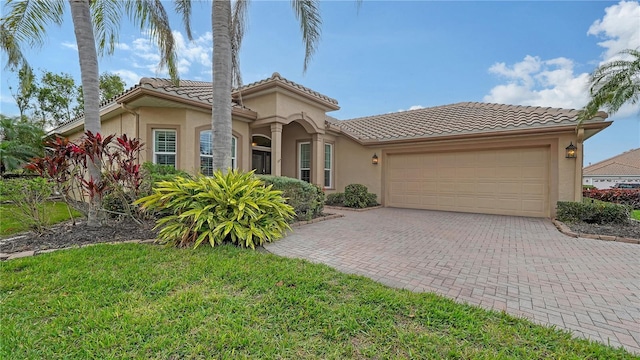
387 147 549 217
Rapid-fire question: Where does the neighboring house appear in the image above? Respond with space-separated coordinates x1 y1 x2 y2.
52 73 611 218
583 148 640 189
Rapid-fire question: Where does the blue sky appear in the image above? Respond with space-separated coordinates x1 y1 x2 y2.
1 0 638 166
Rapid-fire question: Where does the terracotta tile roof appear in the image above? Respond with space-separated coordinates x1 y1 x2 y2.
139 77 214 104
584 148 640 176
333 102 606 141
237 72 338 106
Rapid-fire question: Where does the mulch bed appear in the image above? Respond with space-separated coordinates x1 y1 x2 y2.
0 218 159 254
566 221 640 240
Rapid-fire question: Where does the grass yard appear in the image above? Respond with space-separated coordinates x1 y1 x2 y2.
0 202 82 236
1 244 635 359
632 210 640 221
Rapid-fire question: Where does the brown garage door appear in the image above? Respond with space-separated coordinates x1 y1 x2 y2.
386 147 549 217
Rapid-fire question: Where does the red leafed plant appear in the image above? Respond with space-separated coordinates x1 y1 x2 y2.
25 131 146 224
583 188 640 209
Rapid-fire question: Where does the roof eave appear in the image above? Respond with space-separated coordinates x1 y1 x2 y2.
350 121 613 146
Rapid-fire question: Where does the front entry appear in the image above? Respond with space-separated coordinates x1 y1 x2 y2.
252 150 271 175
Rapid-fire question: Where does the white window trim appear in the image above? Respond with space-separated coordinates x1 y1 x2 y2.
200 130 238 175
153 129 177 167
324 143 333 188
231 136 237 169
298 142 311 182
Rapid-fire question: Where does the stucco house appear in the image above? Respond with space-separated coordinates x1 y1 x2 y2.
583 148 640 189
53 73 611 218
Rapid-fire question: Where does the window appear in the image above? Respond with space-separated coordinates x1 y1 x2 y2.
299 142 311 183
153 129 176 167
324 143 332 188
200 130 237 176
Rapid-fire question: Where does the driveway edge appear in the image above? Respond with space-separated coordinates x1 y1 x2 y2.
552 219 640 244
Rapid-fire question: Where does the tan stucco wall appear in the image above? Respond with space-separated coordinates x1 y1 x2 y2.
281 122 311 179
333 136 383 200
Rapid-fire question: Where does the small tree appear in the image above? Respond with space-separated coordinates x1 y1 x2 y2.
25 132 145 224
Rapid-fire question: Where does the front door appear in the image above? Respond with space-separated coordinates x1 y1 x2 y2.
252 150 271 175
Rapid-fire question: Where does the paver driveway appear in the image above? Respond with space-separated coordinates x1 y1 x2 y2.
265 208 640 353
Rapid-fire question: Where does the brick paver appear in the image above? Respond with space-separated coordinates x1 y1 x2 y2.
265 208 640 353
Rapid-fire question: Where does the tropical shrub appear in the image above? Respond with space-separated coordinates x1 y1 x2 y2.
583 188 640 209
556 201 630 225
258 175 324 221
25 132 145 222
0 177 55 234
135 170 295 249
325 192 344 206
141 162 190 185
344 183 378 208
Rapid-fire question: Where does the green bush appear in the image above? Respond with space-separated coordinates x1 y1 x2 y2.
556 201 630 225
141 162 191 185
344 184 371 208
325 192 345 206
0 177 56 234
258 175 324 221
366 192 379 207
582 185 596 190
135 170 295 249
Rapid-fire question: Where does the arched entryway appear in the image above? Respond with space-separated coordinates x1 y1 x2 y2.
251 135 271 174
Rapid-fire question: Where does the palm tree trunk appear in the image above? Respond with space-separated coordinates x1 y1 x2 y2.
69 0 102 227
212 0 233 172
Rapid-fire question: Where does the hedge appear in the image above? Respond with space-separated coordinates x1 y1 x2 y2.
556 201 631 225
582 188 640 209
258 175 324 221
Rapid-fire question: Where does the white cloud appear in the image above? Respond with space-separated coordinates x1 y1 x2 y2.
484 0 640 114
61 41 78 51
588 0 640 61
114 43 131 51
0 93 15 103
397 105 425 112
115 31 213 77
484 56 590 109
113 69 142 88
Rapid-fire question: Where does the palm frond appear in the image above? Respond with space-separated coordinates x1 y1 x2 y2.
123 0 179 83
89 0 122 56
2 0 66 48
174 0 193 40
291 0 322 73
579 48 640 122
231 0 248 88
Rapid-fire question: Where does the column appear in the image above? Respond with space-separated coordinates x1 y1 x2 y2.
312 133 324 186
270 123 282 176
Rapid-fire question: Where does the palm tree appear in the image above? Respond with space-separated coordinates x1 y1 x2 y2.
208 0 323 171
0 115 45 174
1 0 183 226
579 48 640 122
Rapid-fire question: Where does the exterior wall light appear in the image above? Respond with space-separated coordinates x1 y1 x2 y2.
372 153 379 165
565 142 577 158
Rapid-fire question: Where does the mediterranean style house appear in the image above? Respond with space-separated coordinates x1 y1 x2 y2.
52 73 611 218
583 148 640 189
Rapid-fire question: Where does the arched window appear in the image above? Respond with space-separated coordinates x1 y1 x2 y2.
200 130 237 175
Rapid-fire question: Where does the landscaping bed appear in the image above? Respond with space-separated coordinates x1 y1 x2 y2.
0 218 158 254
566 221 640 240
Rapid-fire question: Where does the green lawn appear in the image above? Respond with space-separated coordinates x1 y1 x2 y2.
1 245 635 359
632 210 640 221
0 201 82 236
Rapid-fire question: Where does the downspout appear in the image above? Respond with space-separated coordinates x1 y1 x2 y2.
575 127 585 202
120 103 141 164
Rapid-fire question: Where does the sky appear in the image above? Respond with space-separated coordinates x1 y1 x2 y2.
1 0 638 166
